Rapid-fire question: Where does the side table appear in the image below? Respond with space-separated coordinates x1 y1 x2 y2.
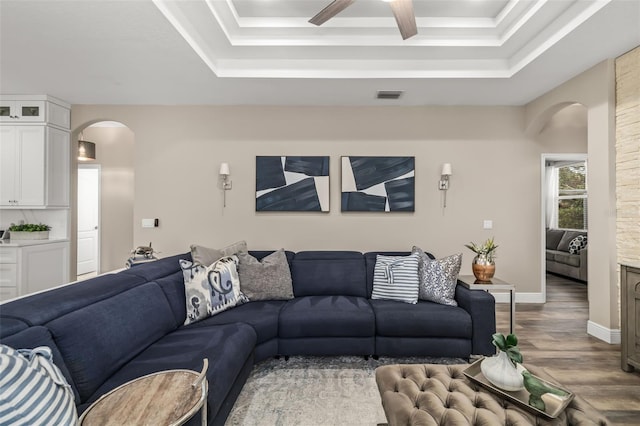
79 359 208 426
458 275 516 334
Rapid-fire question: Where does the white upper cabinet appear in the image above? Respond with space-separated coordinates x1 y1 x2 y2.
0 96 70 208
0 96 70 129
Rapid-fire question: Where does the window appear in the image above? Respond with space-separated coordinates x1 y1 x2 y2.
557 162 587 230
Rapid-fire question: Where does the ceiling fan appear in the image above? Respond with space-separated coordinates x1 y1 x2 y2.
309 0 417 40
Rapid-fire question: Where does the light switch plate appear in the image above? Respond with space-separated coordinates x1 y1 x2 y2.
483 220 493 229
142 218 155 228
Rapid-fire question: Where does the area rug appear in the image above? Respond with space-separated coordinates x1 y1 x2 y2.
225 355 467 426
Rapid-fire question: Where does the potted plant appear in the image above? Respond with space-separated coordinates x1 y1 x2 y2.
8 223 51 240
464 237 498 282
480 332 525 391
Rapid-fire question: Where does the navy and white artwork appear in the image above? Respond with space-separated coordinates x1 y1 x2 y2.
341 156 415 212
256 156 330 212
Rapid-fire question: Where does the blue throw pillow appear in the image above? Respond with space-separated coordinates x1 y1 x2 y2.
371 253 420 304
180 256 248 325
0 345 77 425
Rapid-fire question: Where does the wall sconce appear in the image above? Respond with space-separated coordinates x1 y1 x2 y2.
78 139 96 161
439 163 452 207
219 162 232 207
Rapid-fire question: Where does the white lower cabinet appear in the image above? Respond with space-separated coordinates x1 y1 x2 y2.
0 241 70 302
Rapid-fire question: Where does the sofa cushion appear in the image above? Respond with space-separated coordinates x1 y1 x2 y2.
557 231 587 252
188 300 285 344
554 252 581 267
1 326 80 404
545 229 565 250
47 283 177 402
153 271 187 328
84 323 257 421
291 251 366 297
545 250 555 261
180 257 247 325
0 317 29 338
370 299 472 338
0 273 147 327
279 296 374 338
120 253 188 281
371 253 420 304
237 249 294 300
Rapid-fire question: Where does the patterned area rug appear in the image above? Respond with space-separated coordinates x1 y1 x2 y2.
225 355 467 426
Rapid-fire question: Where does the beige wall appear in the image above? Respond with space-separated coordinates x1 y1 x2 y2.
80 126 135 273
71 104 585 299
526 59 619 340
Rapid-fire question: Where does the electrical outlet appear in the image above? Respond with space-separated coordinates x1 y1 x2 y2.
142 219 154 228
483 220 493 230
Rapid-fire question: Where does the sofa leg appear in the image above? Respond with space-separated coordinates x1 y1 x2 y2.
372 355 379 360
364 355 369 360
284 356 290 361
274 355 281 360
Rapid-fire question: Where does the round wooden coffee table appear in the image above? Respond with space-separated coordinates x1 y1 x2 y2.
80 360 208 426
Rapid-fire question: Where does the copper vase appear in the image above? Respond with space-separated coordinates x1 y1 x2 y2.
472 254 495 282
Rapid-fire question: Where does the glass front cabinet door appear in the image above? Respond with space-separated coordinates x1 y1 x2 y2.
0 101 45 122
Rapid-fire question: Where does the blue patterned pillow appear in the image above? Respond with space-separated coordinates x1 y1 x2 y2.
413 247 462 306
0 345 77 425
371 253 420 304
180 256 248 325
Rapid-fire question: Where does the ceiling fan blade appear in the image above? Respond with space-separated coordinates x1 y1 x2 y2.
389 0 417 40
309 0 356 26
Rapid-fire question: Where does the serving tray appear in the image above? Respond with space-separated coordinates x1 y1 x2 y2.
462 358 575 420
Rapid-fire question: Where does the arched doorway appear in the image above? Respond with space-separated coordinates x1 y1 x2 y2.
73 120 135 280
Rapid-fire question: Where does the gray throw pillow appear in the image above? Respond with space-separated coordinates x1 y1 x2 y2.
237 249 294 301
412 246 462 306
371 253 420 304
190 240 247 266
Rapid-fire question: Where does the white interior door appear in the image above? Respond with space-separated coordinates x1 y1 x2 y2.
77 166 99 276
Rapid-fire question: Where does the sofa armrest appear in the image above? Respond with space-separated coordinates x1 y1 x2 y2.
455 283 496 356
579 247 588 281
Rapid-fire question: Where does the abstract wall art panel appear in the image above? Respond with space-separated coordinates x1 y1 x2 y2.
341 156 415 212
256 156 330 212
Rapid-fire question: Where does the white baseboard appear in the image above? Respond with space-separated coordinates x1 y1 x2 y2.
587 321 621 344
491 292 545 304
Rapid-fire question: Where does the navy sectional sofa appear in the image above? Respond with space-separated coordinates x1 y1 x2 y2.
0 250 496 425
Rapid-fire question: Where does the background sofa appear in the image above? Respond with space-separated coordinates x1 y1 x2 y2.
0 249 496 425
546 229 588 282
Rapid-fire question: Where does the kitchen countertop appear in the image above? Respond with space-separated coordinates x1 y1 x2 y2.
0 238 69 247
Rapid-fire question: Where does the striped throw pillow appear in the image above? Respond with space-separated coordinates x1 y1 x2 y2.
371 253 420 304
0 344 77 426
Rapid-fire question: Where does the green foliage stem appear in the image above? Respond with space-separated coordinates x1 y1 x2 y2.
8 223 51 232
491 332 523 366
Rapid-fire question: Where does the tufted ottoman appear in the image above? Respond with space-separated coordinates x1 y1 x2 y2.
375 364 609 425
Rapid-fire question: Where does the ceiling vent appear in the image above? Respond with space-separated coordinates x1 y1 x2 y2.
376 90 404 100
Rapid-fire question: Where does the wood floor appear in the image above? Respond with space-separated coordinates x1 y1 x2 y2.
495 274 640 425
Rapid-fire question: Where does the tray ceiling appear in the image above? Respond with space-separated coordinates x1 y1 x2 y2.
0 0 638 105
